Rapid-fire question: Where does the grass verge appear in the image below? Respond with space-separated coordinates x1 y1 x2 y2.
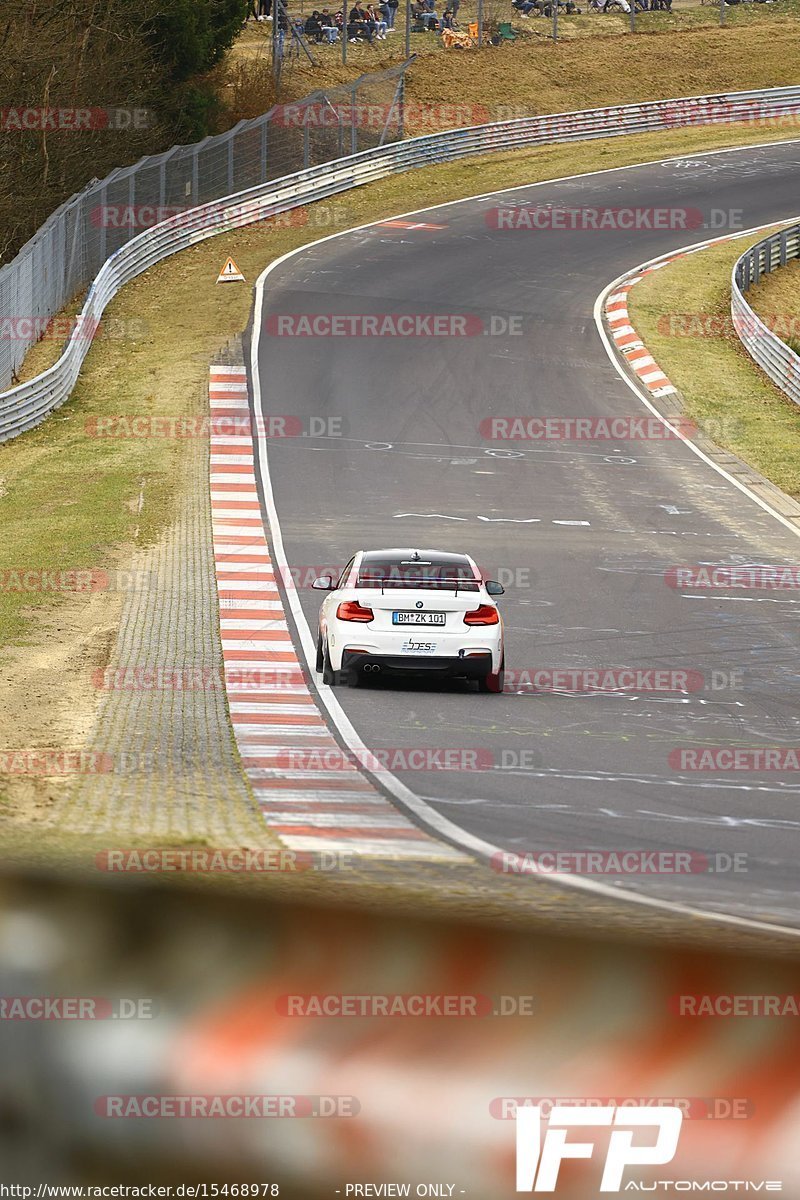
629 226 800 498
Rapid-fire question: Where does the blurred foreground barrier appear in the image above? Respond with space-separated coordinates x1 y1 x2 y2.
4 86 800 442
732 223 800 406
1 867 799 1194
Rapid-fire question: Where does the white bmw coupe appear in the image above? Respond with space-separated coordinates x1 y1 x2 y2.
312 548 505 692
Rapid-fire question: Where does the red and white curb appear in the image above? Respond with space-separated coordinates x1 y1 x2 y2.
603 230 780 396
208 366 467 863
604 261 681 398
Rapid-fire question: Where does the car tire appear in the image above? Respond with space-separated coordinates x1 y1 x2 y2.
478 654 505 694
322 639 339 686
316 630 324 672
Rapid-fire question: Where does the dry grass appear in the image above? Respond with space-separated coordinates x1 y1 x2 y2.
746 255 800 354
629 227 800 498
226 0 800 123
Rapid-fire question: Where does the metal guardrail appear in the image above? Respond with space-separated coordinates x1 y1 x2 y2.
5 85 800 443
731 223 800 407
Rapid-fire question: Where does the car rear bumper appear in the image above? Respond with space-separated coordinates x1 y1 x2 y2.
342 650 494 679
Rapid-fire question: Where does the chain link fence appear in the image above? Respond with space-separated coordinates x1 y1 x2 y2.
0 60 410 393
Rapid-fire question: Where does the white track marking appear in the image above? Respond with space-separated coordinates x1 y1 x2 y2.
251 140 800 937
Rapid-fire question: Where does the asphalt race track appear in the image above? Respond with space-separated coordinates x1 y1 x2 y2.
252 140 800 927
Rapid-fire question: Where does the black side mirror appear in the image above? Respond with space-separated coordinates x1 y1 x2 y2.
485 580 505 596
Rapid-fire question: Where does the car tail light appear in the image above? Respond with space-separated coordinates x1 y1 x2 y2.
463 604 499 626
337 600 374 622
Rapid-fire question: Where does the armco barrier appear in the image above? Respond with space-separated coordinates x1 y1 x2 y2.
1 867 799 1193
5 85 800 443
732 222 800 406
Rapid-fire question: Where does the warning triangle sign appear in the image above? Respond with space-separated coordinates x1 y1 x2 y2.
217 257 245 283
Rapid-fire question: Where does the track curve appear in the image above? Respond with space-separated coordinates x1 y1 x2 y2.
251 140 800 928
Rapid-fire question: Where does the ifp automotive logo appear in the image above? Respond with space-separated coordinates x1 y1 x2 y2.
515 1104 683 1192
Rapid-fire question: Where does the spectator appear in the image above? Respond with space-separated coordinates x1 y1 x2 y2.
348 2 373 39
441 6 456 27
386 0 399 25
305 10 323 38
411 1 440 28
367 2 389 34
319 8 340 38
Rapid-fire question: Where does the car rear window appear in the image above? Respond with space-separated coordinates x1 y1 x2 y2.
357 556 480 590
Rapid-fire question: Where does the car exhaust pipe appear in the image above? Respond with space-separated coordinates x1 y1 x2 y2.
363 664 374 673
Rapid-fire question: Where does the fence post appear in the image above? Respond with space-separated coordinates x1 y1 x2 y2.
260 119 269 182
98 184 107 264
351 85 358 155
398 70 406 140
128 172 136 246
379 75 405 145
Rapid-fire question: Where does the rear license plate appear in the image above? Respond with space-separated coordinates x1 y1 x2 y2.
392 611 446 626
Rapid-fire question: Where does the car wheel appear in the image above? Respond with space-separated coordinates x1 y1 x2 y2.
316 630 324 672
478 654 505 693
322 639 339 686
